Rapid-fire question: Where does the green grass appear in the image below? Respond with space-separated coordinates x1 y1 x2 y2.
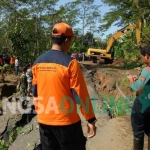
110 81 116 90
118 60 143 70
103 96 134 118
0 140 9 150
103 69 118 76
0 126 22 150
119 78 131 89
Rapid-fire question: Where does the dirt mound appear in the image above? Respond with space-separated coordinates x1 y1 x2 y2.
93 67 139 99
111 58 124 66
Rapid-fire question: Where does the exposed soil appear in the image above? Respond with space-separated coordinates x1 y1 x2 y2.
0 60 149 150
80 61 148 150
80 60 141 99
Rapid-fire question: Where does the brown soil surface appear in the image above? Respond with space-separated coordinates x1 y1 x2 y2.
0 60 149 150
80 60 148 150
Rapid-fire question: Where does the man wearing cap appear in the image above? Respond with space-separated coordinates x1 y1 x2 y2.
32 22 97 150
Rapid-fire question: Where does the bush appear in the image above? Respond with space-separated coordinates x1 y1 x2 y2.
103 96 134 118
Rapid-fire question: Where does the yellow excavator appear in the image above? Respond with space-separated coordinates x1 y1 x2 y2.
87 20 142 63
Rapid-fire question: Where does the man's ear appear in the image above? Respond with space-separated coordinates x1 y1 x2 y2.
66 37 72 42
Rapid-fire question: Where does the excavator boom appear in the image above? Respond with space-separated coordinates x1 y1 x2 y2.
87 20 142 63
135 20 142 45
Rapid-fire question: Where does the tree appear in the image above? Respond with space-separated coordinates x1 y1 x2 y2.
97 0 150 61
0 0 103 61
101 0 150 31
0 0 61 60
66 0 101 45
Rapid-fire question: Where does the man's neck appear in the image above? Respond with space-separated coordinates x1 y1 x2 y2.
51 45 62 51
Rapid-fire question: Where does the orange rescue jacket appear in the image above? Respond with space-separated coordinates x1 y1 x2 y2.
32 50 95 125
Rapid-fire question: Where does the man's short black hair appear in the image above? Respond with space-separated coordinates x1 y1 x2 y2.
51 36 67 45
51 36 71 45
140 45 150 56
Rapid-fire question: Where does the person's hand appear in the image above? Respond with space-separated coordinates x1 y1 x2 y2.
87 122 96 138
132 75 138 81
127 75 138 82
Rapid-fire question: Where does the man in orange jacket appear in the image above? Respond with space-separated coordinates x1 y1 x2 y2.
10 55 15 67
10 55 15 72
32 22 97 150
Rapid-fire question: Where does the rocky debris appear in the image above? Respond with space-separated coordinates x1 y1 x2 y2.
0 94 36 147
0 96 21 140
8 116 39 150
0 83 17 117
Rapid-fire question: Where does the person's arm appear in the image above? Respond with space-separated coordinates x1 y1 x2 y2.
69 59 96 138
127 67 150 92
17 78 21 92
32 65 38 97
